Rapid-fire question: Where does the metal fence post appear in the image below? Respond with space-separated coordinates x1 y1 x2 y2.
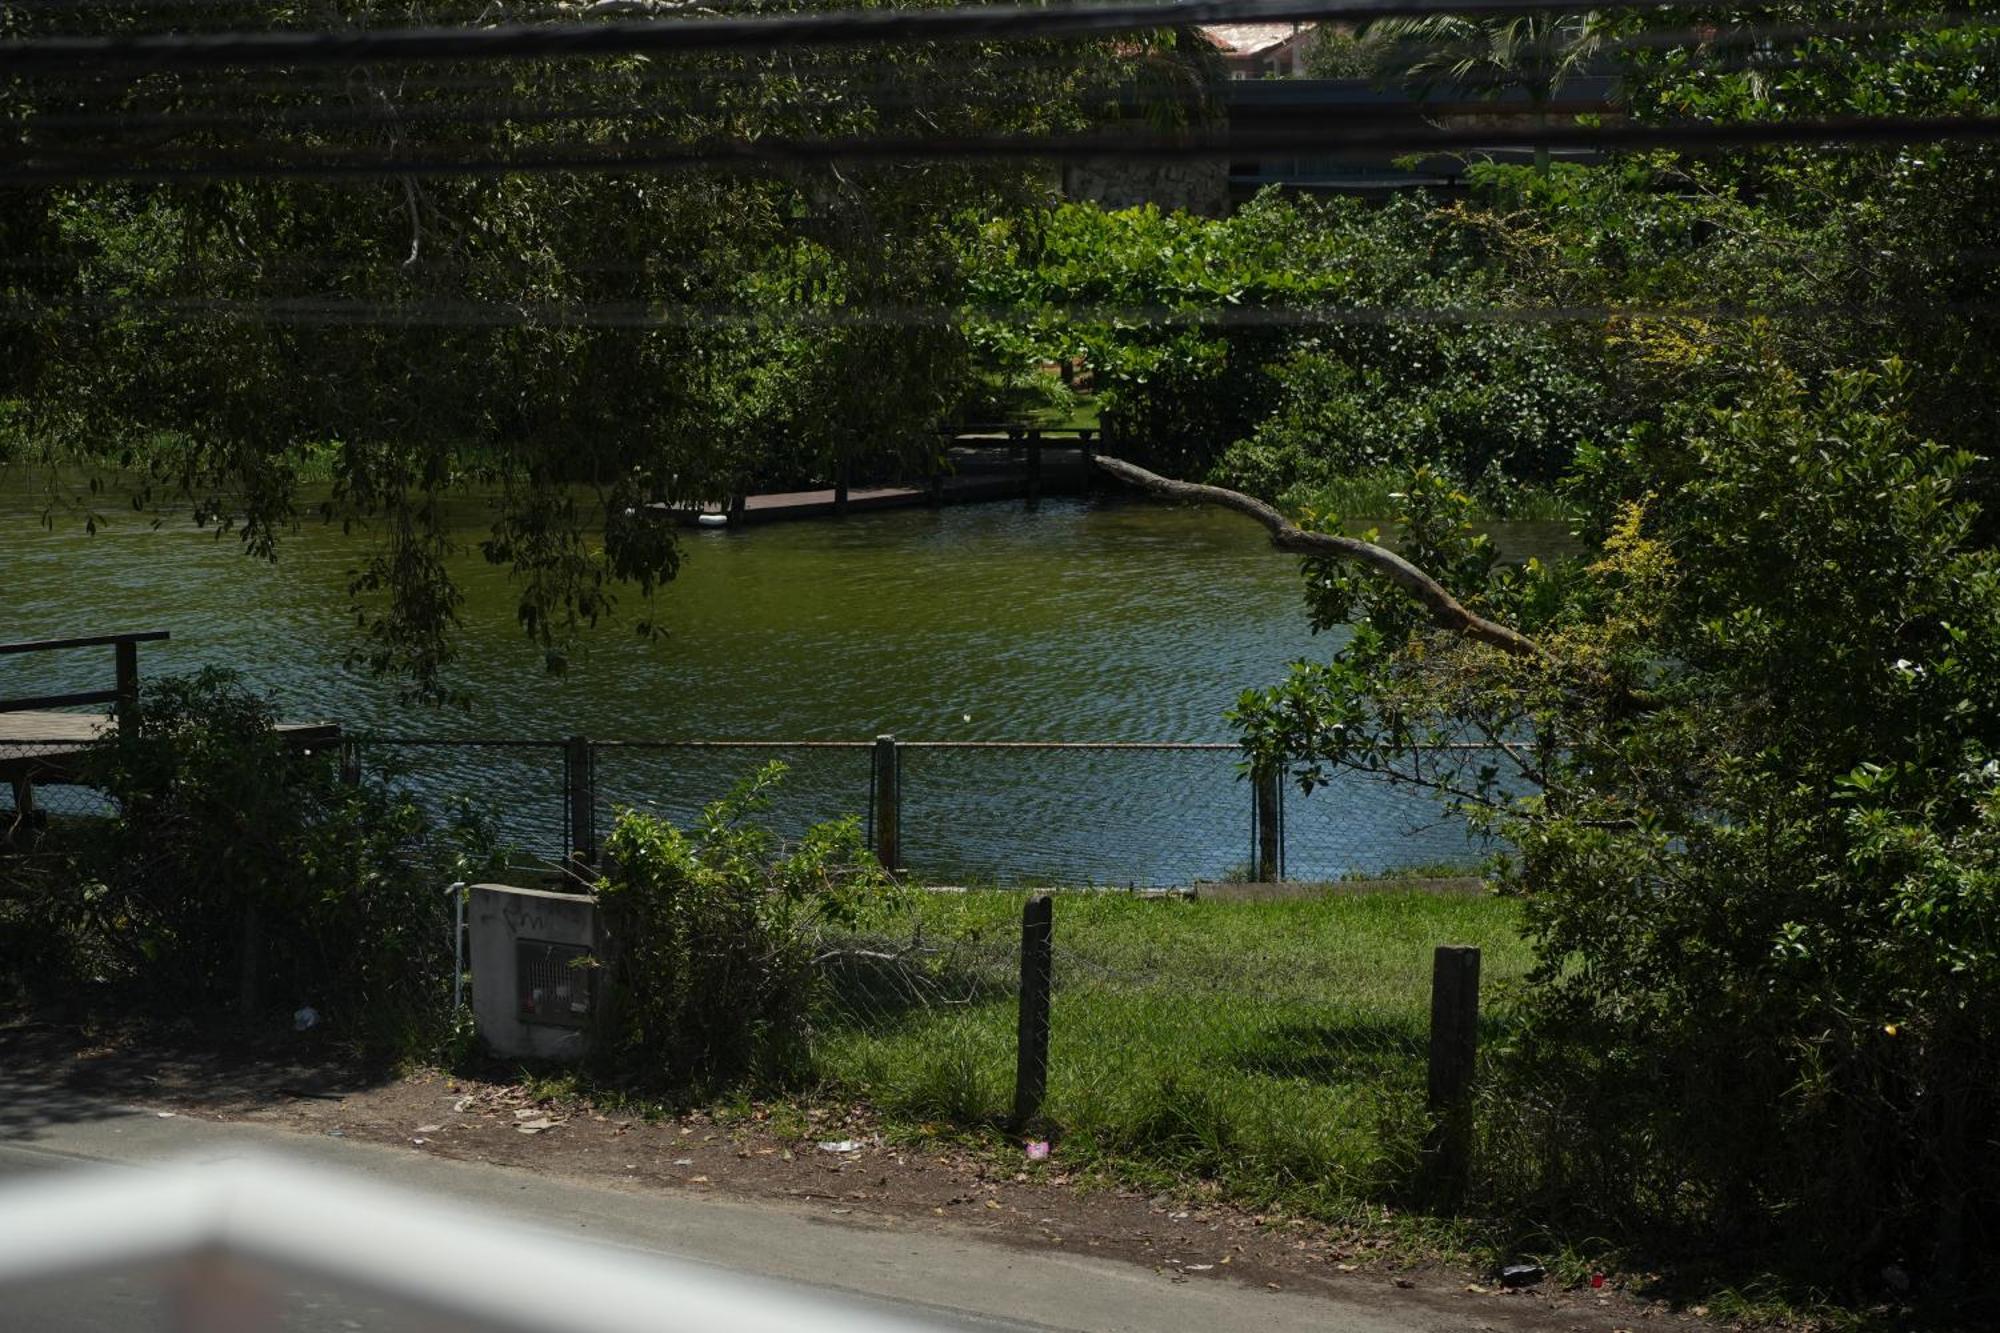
113 638 139 732
565 735 596 865
1253 759 1282 882
1013 894 1053 1131
872 733 900 869
1427 944 1482 1200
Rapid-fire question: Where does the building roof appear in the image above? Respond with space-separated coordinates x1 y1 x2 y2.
1199 22 1313 57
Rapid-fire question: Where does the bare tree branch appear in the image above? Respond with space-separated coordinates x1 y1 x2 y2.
1091 454 1541 657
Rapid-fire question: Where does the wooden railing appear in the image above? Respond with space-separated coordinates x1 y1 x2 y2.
0 631 171 719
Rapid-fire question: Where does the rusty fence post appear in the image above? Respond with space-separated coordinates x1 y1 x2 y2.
1427 944 1482 1201
1252 759 1282 882
872 734 900 870
1013 894 1053 1130
113 637 140 732
565 735 597 866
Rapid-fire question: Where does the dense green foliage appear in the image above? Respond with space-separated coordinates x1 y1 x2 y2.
2 670 486 1047
0 3 1212 698
595 764 895 1087
962 193 1610 509
8 0 2000 1307
1217 6 2000 1292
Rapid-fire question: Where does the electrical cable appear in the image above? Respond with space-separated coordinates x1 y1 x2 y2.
0 0 1946 74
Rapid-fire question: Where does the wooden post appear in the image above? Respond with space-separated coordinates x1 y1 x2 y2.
728 494 746 525
113 637 139 732
1253 760 1282 882
1025 429 1042 510
1427 945 1482 1199
872 733 900 869
1013 893 1053 1131
337 739 361 786
566 735 596 865
834 459 850 516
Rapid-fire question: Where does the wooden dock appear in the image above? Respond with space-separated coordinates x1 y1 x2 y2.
676 436 1096 528
2 632 341 838
2 709 341 793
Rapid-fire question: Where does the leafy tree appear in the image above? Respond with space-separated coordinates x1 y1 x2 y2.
1 2 1191 700
1365 9 1606 171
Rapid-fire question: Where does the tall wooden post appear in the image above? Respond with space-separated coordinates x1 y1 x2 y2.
872 733 900 869
565 735 597 865
1025 429 1042 510
113 637 139 732
1427 945 1482 1200
728 493 746 525
1013 894 1053 1130
1253 760 1282 882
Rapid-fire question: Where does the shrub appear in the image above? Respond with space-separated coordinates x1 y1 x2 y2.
15 668 476 1049
595 763 896 1088
1237 355 2000 1281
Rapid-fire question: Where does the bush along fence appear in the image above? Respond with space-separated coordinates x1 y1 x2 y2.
276 733 1506 888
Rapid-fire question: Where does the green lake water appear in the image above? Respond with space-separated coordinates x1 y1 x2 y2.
2 483 1566 884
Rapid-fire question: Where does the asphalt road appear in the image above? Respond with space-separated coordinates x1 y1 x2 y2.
0 1091 1444 1333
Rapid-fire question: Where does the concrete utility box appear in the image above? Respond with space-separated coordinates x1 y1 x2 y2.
467 883 603 1061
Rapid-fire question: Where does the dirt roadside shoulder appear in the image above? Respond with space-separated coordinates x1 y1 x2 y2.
0 1021 1707 1333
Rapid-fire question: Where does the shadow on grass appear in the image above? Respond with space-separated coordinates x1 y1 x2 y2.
1231 1018 1426 1084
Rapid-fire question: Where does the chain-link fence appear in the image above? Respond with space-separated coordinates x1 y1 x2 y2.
1281 750 1515 882
0 740 117 838
799 889 1511 1195
344 738 570 860
896 743 1246 886
592 741 876 849
8 730 1512 885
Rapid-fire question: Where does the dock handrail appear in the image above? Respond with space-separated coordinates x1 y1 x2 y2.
0 631 170 717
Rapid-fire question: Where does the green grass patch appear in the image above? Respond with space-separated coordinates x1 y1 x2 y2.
812 888 1530 1223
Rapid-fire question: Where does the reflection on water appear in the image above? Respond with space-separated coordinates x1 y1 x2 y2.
1 481 1571 883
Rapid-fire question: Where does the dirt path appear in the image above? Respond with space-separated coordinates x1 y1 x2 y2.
0 1021 1708 1332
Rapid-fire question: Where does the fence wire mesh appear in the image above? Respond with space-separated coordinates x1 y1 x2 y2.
0 739 118 832
9 730 1512 885
794 888 1496 1180
1043 923 1437 1178
593 742 876 847
897 743 1247 887
806 900 1024 1122
347 739 568 862
1282 765 1500 883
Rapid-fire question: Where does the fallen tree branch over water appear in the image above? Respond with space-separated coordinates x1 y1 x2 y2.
1091 454 1541 658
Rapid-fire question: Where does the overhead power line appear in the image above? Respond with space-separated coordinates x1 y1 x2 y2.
0 0 1912 73
7 114 1999 184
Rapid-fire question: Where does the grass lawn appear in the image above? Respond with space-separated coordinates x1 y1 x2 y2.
813 888 1532 1222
